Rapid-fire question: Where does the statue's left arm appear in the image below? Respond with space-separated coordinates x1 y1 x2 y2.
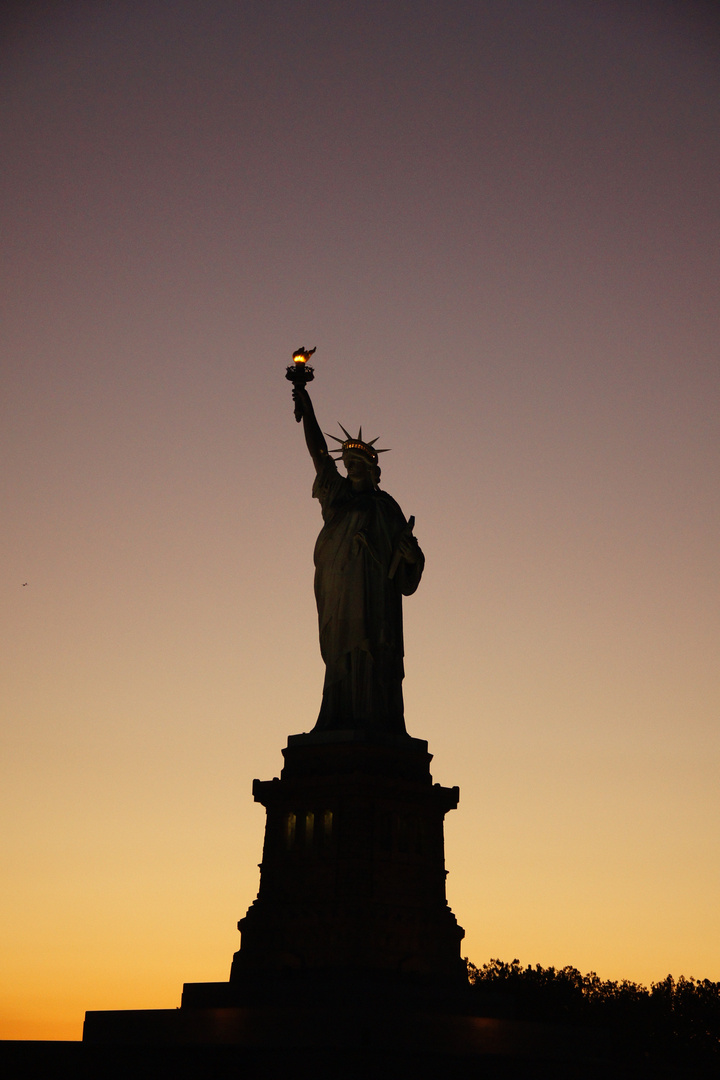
391 517 425 596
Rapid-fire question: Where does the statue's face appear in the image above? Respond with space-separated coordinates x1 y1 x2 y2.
343 452 374 489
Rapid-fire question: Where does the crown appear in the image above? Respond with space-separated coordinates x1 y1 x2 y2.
326 424 390 464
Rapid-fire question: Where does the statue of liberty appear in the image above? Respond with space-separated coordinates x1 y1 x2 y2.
291 382 424 734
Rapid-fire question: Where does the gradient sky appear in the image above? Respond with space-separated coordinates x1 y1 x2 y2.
2 0 719 1040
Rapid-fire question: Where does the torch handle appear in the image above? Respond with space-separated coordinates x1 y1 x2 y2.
286 364 314 423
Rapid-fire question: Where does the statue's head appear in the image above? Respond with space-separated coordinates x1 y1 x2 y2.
327 424 388 489
342 448 382 489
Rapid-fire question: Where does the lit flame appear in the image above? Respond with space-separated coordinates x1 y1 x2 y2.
293 352 307 364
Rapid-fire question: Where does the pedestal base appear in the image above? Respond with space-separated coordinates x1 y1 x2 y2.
83 1002 605 1058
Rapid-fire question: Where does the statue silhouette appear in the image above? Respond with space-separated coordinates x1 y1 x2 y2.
293 384 424 733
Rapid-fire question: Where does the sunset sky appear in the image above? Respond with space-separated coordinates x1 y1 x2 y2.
2 0 718 1040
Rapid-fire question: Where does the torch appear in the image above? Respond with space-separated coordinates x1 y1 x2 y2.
286 346 316 421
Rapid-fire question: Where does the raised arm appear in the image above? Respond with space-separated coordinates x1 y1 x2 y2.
292 384 329 471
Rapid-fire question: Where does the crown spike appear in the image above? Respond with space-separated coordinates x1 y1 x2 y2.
338 423 353 441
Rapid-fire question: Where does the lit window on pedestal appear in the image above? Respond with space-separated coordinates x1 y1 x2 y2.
305 811 314 847
323 810 333 840
285 812 296 849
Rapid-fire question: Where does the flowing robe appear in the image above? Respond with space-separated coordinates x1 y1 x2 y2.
312 456 424 733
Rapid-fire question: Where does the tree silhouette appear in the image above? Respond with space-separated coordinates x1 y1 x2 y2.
466 957 720 1068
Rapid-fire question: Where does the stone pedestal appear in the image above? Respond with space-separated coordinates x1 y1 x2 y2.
225 729 465 986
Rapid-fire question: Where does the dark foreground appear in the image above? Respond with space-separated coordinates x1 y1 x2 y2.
1 1038 713 1079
